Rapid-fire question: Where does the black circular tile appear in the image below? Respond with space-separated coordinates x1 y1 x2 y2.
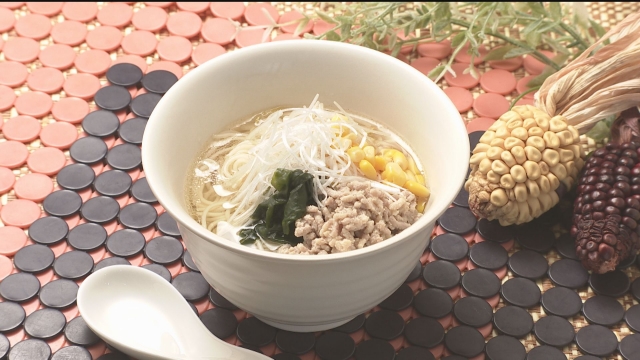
275 330 315 355
141 70 178 94
493 305 533 338
82 110 120 138
442 356 467 360
64 316 100 346
8 339 51 360
354 338 394 360
554 233 578 260
315 332 355 360
582 295 624 327
39 278 78 309
141 263 172 282
404 261 422 283
119 202 157 230
106 229 146 258
56 163 95 191
364 310 404 340
81 196 120 224
575 324 618 357
24 308 66 339
508 250 548 280
182 250 199 272
533 315 575 347
468 131 484 151
574 356 602 360
515 223 555 253
430 233 468 262
547 259 589 289
156 212 180 237
53 250 94 280
67 223 107 251
171 272 209 301
444 325 485 358
130 93 162 118
525 346 566 360
413 288 453 319
403 316 444 348
378 284 413 311
453 295 492 327
332 314 365 334
461 268 500 298
485 335 526 360
69 136 108 165
632 277 640 302
438 207 477 235
0 272 40 302
208 287 239 311
272 354 301 360
618 254 637 270
97 353 130 360
13 244 55 273
395 346 436 360
43 190 83 217
106 143 142 171
94 85 131 111
200 308 238 339
469 240 508 270
422 260 461 290
0 334 8 359
500 277 541 308
51 346 92 360
540 286 582 318
589 269 630 297
94 170 132 197
0 301 25 332
626 304 640 332
28 216 69 245
236 316 276 347
619 332 640 360
93 256 131 272
144 236 184 264
106 63 143 87
130 177 156 203
118 117 147 145
476 218 515 243
452 187 469 208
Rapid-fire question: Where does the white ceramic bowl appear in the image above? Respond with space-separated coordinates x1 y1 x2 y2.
143 40 469 332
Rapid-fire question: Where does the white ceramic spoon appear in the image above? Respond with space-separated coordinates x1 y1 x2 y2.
77 265 270 360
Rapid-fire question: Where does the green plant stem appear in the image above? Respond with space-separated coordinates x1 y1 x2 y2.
509 86 541 109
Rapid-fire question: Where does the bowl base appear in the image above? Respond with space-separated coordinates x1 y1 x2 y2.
255 315 354 333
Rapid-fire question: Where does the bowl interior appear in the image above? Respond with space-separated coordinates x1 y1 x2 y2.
143 40 469 259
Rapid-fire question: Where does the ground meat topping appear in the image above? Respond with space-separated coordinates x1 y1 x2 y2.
277 181 422 255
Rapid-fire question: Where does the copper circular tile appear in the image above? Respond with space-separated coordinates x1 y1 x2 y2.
15 91 52 117
14 173 53 202
201 17 236 45
97 2 133 28
144 2 173 8
444 63 479 89
131 5 167 32
147 61 183 79
61 2 97 22
121 30 158 57
467 117 497 133
272 33 300 42
113 55 148 73
40 122 78 149
0 226 27 256
488 56 523 72
63 73 101 100
417 40 452 59
3 37 40 63
235 27 270 48
191 42 225 66
278 10 312 34
0 37 4 51
454 44 487 65
157 36 192 63
51 97 90 124
27 67 65 94
14 13 51 40
175 2 207 13
38 44 76 70
0 85 16 111
1 199 41 228
516 75 537 99
167 11 202 38
3 115 40 142
86 25 123 52
27 147 65 176
0 167 15 195
244 3 279 26
0 254 12 280
443 87 473 113
0 2 23 9
50 20 86 46
473 93 510 119
411 57 440 77
480 69 517 95
523 51 555 75
26 2 62 16
0 61 28 87
209 2 245 20
0 7 16 32
74 50 112 76
312 19 336 36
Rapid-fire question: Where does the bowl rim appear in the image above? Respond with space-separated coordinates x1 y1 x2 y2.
143 40 470 263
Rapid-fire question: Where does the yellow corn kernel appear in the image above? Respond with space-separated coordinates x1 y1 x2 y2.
372 155 388 172
408 156 419 174
416 198 427 213
347 147 365 164
383 149 409 170
404 180 430 198
332 137 352 150
359 160 377 180
405 170 417 183
383 162 407 186
344 132 357 142
363 146 375 163
415 174 425 185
